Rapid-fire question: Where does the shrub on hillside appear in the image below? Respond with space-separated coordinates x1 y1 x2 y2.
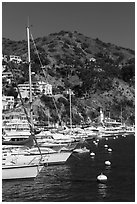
48 48 57 52
85 48 92 54
120 64 135 83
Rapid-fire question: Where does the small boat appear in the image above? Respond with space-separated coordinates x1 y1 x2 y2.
97 110 127 137
125 126 135 135
73 147 90 154
2 134 33 147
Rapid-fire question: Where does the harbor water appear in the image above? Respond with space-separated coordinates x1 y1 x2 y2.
2 134 135 202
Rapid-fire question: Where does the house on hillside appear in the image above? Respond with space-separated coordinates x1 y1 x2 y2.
17 83 35 99
2 71 13 84
89 57 96 62
38 81 52 95
17 81 52 99
2 95 14 110
9 55 22 64
2 65 7 72
2 55 8 63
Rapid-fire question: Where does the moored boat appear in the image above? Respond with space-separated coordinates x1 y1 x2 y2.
2 164 43 180
2 23 43 180
73 146 90 154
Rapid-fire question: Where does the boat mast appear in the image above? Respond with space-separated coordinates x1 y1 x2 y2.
69 89 72 133
26 19 42 156
27 20 33 129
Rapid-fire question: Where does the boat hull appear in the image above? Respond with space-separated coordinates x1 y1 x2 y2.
2 164 43 180
41 152 72 165
3 152 72 168
40 141 78 151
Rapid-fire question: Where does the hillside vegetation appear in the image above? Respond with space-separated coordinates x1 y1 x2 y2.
2 30 135 125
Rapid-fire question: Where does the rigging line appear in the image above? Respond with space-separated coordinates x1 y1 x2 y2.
30 32 43 68
30 31 62 124
30 31 48 81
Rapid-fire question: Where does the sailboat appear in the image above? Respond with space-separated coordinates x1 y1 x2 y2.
2 23 44 180
2 23 72 180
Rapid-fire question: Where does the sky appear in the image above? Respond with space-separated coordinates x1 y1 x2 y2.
2 1 135 50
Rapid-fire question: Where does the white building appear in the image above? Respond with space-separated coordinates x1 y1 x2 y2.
89 57 96 62
2 65 7 72
2 71 13 84
98 108 104 124
17 82 52 99
38 82 52 95
10 55 22 64
2 96 14 110
2 55 8 63
18 83 35 99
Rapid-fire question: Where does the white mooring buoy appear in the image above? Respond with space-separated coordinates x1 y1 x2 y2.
90 152 95 156
108 148 112 152
104 144 108 148
97 173 107 182
105 160 111 166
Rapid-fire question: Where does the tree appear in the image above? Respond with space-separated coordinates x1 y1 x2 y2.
120 64 135 83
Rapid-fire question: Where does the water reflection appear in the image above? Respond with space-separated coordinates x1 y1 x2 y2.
105 166 111 173
98 183 107 199
90 156 95 161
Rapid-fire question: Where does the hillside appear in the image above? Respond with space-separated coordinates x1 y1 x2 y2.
2 31 135 125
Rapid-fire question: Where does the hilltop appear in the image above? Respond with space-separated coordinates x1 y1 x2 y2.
2 31 135 125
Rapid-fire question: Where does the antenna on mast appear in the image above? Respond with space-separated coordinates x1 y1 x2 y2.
28 16 30 28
